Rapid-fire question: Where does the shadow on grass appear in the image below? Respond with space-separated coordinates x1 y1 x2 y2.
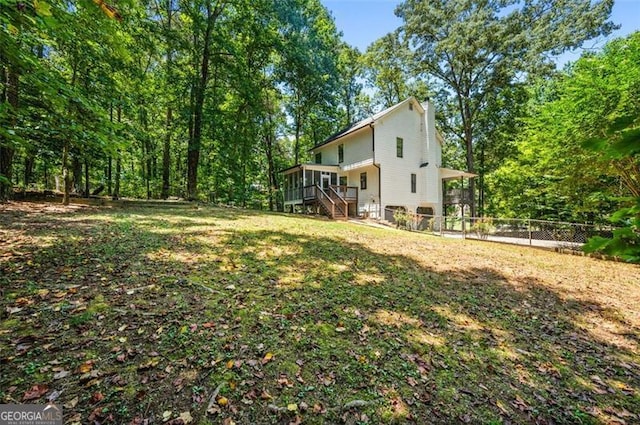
0 206 638 425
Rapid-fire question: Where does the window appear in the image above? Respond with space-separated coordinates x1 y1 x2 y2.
339 176 347 186
411 173 416 193
360 172 367 190
315 152 322 164
409 102 413 111
396 137 403 158
338 144 344 163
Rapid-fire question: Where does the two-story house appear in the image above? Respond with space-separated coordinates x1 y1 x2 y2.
281 97 475 219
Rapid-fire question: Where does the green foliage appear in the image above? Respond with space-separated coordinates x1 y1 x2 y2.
1 0 359 207
470 217 495 240
584 199 640 262
394 0 616 215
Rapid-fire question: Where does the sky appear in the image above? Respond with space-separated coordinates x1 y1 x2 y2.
321 0 640 65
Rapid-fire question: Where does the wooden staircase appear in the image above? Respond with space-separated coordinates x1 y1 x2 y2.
305 185 348 220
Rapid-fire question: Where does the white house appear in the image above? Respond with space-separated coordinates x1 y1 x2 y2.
281 97 474 220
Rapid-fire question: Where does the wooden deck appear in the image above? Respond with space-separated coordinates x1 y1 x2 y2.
287 185 358 220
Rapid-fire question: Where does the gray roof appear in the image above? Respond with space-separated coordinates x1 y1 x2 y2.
309 97 423 151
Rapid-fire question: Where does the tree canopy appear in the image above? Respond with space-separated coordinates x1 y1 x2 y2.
395 0 617 216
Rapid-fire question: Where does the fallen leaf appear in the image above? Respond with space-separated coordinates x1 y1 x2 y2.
23 384 48 401
178 411 193 424
137 358 159 370
77 360 94 373
495 399 511 416
64 396 79 409
53 370 70 380
91 392 104 403
262 352 274 365
15 297 33 306
217 396 228 406
260 390 273 400
287 403 298 412
162 411 172 422
47 389 62 402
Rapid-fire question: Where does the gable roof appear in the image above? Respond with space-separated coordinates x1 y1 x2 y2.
309 97 424 152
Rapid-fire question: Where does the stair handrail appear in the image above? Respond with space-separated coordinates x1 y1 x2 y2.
315 184 336 218
328 186 348 217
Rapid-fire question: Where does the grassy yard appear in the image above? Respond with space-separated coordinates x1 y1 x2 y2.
1 202 639 425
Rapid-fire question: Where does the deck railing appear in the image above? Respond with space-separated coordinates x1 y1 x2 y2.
303 185 316 201
330 185 358 202
328 186 348 217
315 186 337 218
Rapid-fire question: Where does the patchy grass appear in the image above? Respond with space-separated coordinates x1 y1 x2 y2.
1 201 639 425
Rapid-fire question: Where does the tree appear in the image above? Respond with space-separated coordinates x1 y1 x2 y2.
396 0 617 217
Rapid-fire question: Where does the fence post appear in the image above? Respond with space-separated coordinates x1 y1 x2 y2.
528 219 532 246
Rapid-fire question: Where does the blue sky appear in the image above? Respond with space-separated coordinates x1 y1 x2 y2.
321 0 640 65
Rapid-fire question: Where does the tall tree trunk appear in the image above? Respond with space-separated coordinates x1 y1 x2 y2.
478 139 485 217
162 107 172 199
0 66 18 201
84 158 90 198
23 154 34 188
186 3 222 201
62 64 78 205
113 104 122 200
146 138 152 199
293 91 302 165
161 3 174 200
62 141 71 205
460 96 476 218
72 155 82 195
107 103 113 195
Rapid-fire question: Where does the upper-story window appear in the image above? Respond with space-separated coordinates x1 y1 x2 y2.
409 102 413 111
360 172 367 190
315 152 322 164
396 137 403 158
338 144 344 163
411 173 416 193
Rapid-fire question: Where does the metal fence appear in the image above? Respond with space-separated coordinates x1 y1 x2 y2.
384 208 614 250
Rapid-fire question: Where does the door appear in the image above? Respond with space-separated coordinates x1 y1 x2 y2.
321 172 331 190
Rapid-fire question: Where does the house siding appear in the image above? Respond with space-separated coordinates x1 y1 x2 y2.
298 97 446 218
373 102 427 212
314 127 373 167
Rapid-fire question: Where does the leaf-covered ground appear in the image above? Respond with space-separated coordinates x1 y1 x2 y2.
1 202 639 425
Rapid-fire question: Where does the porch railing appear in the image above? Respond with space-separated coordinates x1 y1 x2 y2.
328 186 348 217
303 185 316 201
315 186 338 218
330 185 358 202
444 188 473 204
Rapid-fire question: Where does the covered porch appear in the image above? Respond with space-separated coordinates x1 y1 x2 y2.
439 167 477 217
282 164 359 219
